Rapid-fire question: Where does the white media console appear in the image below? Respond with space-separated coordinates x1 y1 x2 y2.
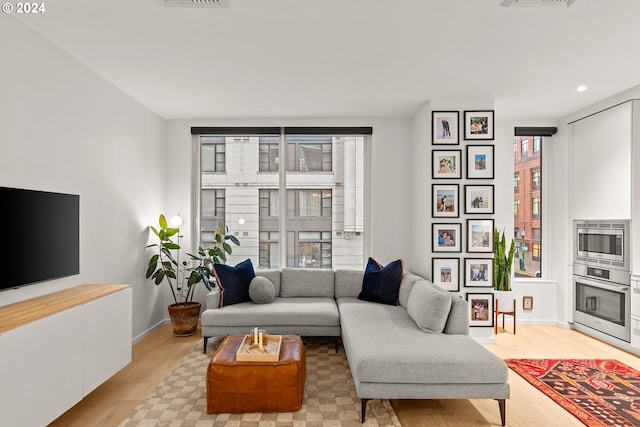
0 285 132 427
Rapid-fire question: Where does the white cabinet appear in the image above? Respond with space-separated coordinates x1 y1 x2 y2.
0 285 132 427
571 101 633 220
82 288 132 393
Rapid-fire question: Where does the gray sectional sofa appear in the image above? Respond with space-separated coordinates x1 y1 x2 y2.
201 267 509 424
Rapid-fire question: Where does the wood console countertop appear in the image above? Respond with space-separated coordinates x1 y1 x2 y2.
0 284 129 334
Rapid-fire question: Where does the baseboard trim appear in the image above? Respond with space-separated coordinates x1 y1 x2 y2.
498 319 563 326
132 319 168 345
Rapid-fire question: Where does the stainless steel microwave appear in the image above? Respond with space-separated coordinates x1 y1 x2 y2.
574 219 630 271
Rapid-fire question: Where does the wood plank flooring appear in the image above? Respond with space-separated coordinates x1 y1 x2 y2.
49 324 640 427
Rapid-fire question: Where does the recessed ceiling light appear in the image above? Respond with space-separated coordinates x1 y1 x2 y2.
577 85 588 92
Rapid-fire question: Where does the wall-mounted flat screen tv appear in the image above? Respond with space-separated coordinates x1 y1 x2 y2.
0 187 79 291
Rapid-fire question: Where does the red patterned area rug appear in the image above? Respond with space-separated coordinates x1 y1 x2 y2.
505 359 640 427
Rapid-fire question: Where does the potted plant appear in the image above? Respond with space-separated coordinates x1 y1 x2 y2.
493 228 515 292
145 214 239 336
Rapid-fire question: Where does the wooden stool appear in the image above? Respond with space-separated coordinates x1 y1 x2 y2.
495 299 516 334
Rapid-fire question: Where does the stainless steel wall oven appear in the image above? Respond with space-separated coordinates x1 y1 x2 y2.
573 220 631 342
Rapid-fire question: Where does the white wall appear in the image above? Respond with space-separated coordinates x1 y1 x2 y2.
0 17 167 341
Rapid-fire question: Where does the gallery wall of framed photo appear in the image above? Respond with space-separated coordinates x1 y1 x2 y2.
431 109 496 328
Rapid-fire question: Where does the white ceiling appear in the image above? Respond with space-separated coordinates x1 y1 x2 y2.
16 0 640 120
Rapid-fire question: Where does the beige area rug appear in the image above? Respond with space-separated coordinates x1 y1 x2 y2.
121 337 401 427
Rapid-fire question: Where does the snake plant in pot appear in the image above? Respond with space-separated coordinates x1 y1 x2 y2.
493 228 515 292
145 214 239 336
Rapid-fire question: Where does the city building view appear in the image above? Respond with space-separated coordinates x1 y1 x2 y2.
198 133 365 270
514 136 542 278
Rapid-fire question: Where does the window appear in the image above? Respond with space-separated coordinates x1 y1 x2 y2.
520 138 529 159
533 136 541 154
259 231 279 269
287 136 332 172
201 189 225 248
201 137 225 172
259 189 279 217
532 197 540 217
532 228 541 261
285 189 332 267
514 135 544 278
259 137 280 172
289 190 332 217
195 128 368 270
532 170 540 189
290 231 332 268
514 174 520 193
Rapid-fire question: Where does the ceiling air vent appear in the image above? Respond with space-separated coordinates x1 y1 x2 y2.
501 0 576 7
163 0 230 8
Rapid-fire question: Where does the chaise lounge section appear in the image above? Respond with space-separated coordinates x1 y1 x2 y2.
200 266 509 424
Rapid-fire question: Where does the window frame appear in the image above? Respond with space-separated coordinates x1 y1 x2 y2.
201 137 226 172
513 133 550 282
531 169 541 189
520 137 529 159
191 128 372 270
532 196 540 218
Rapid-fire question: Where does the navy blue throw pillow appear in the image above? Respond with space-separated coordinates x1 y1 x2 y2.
358 257 404 305
213 259 256 307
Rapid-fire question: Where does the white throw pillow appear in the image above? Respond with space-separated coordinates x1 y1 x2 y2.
248 276 276 304
407 280 452 333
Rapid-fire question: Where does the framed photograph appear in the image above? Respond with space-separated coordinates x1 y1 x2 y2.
432 150 462 179
466 145 494 179
432 258 460 292
432 111 459 145
466 293 494 327
432 184 459 218
432 223 462 253
463 110 494 140
467 219 494 253
464 258 494 287
523 296 534 311
464 185 494 214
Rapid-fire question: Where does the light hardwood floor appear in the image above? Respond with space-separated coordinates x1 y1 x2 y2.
49 324 640 427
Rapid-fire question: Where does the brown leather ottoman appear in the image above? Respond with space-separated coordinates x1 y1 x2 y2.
206 334 306 413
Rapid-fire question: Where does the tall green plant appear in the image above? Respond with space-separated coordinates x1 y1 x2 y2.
493 228 515 291
145 215 239 305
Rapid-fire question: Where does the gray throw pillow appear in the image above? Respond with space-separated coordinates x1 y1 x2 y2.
248 276 276 304
407 280 452 333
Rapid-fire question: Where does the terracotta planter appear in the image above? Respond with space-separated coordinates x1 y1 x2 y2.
168 301 201 337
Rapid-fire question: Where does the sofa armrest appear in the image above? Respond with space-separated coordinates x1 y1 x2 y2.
206 288 221 309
